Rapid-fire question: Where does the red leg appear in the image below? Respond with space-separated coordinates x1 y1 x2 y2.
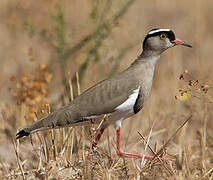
92 127 105 149
90 127 105 161
116 127 160 160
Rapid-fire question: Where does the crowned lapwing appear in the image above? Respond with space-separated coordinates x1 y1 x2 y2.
16 28 192 160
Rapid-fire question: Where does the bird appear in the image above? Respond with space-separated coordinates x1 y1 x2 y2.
16 28 192 160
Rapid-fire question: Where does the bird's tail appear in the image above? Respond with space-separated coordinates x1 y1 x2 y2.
16 106 90 139
16 129 30 139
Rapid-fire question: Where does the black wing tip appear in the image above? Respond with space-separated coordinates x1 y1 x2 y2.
16 129 30 139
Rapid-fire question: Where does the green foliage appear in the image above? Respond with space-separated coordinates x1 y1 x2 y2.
90 1 100 20
23 19 36 37
54 0 68 89
20 0 137 99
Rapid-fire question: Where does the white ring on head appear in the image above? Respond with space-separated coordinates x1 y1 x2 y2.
148 29 171 35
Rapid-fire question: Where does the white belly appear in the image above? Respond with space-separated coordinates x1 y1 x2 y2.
114 87 140 113
112 87 140 129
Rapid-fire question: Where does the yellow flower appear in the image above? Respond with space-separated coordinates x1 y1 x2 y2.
180 92 189 101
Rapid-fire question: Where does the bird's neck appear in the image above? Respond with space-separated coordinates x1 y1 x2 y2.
140 49 161 62
130 50 160 68
126 50 160 101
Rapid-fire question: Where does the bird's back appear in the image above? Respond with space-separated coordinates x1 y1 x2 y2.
16 68 141 138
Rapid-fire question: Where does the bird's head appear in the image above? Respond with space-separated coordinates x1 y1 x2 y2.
142 28 192 55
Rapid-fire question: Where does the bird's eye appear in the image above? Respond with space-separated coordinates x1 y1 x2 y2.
160 34 167 40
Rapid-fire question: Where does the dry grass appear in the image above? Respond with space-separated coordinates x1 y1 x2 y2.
0 0 213 179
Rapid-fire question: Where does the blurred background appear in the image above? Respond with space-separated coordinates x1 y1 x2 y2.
0 0 213 179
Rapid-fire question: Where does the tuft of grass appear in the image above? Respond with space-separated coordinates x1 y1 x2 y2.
5 70 212 179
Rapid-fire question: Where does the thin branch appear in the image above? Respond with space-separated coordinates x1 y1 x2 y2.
154 115 192 158
13 140 26 180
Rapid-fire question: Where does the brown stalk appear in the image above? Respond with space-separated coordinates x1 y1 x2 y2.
201 103 208 175
13 140 26 180
50 130 57 161
137 131 156 156
154 115 192 159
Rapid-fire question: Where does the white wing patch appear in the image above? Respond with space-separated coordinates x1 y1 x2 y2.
115 87 140 113
148 29 171 35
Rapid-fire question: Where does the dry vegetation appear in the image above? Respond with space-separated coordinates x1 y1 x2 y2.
0 0 213 179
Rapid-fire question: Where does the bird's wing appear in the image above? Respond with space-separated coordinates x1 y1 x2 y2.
16 71 139 139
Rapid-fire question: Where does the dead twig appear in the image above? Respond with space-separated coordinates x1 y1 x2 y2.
154 115 192 159
13 139 26 180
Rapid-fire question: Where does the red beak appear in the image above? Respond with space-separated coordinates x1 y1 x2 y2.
172 38 192 48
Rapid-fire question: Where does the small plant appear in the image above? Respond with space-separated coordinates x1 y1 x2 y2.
175 69 211 101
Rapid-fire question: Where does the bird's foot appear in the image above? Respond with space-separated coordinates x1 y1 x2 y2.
88 147 102 163
117 150 152 160
88 150 94 162
117 150 171 162
117 150 177 172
